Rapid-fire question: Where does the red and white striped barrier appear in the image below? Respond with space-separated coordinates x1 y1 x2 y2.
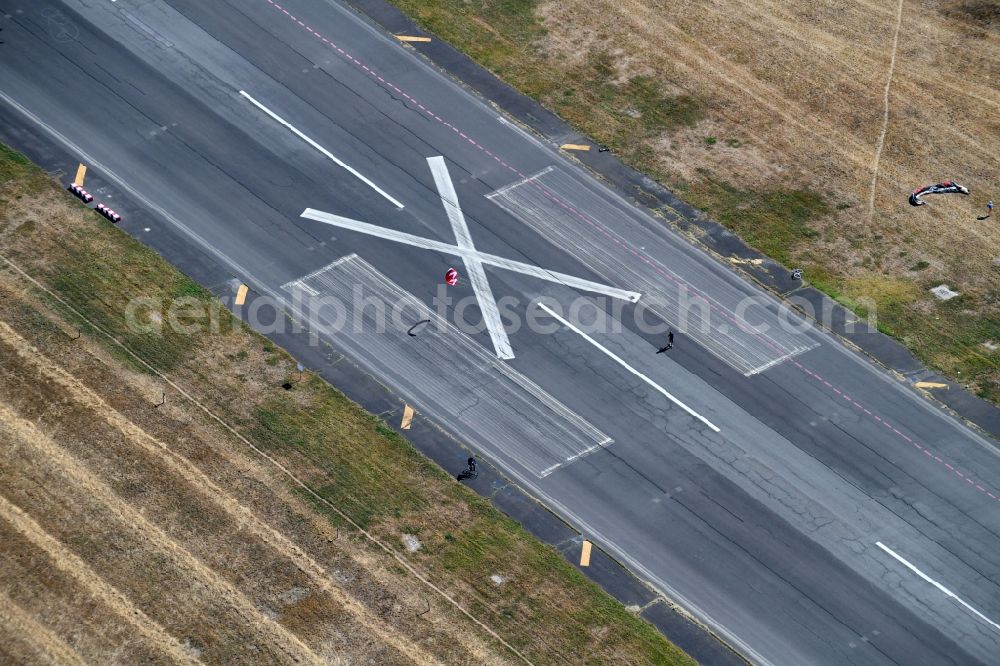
68 183 93 203
96 203 122 223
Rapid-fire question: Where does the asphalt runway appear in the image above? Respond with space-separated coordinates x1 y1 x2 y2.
2 1 999 663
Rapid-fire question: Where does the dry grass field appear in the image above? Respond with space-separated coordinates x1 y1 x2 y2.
391 0 1000 398
0 145 694 665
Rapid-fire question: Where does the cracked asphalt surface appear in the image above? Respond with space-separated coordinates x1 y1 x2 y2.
1 0 999 663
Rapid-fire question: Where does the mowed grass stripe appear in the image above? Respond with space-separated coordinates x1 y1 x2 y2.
0 401 328 666
0 590 89 666
0 493 201 665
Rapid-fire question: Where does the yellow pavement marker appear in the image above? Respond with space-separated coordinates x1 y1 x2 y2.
396 35 432 43
74 163 87 186
401 404 415 430
560 144 591 152
914 381 948 390
580 540 592 567
234 284 249 306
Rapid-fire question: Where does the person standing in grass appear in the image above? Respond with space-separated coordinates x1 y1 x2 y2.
979 200 993 221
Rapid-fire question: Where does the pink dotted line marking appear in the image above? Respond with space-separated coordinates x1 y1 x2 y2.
794 361 999 503
262 0 1000 506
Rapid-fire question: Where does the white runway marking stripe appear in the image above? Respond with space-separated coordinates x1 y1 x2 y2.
428 156 513 360
539 439 611 477
239 90 404 209
300 208 641 302
876 541 1000 633
538 303 721 433
489 165 554 198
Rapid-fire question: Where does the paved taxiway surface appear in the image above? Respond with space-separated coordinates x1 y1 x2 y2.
2 1 999 663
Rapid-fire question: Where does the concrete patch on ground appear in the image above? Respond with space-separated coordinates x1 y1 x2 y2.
401 534 421 552
930 285 960 301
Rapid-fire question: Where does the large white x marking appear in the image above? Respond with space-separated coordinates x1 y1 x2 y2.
302 157 641 359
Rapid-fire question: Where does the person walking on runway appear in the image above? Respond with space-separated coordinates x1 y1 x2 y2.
656 331 674 354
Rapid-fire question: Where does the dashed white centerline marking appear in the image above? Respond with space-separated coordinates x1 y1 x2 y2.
876 541 1000 633
238 90 404 209
537 303 721 433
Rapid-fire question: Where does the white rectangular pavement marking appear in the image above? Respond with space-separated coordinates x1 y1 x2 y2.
538 303 721 432
489 167 818 376
239 90 404 209
284 254 613 477
876 541 1000 633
